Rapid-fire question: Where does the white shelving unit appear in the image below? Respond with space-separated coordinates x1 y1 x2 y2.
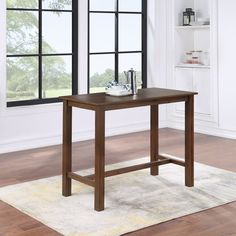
166 0 219 126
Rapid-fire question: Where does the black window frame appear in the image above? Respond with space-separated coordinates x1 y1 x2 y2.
6 0 78 107
88 0 147 93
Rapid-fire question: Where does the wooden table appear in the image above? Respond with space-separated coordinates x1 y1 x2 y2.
60 88 197 211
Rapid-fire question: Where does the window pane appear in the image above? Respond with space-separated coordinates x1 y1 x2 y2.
7 57 38 102
90 0 116 11
119 0 142 12
42 12 72 54
119 14 142 51
42 56 72 98
42 0 72 10
90 14 115 53
90 54 115 93
7 11 38 55
119 53 142 85
7 0 38 9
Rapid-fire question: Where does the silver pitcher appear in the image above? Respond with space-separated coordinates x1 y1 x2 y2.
124 68 138 95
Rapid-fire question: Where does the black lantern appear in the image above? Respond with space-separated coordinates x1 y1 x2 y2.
183 8 195 26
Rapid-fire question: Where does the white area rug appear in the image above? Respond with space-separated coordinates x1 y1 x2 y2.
0 157 236 236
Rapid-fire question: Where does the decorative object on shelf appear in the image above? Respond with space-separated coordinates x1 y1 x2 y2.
183 9 190 26
183 8 195 26
189 18 210 26
189 21 204 26
182 8 210 27
192 56 200 64
186 52 193 63
196 17 210 26
124 68 138 95
202 52 210 66
105 81 132 97
183 50 210 66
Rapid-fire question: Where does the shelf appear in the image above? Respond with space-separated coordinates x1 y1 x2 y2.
175 64 211 69
175 25 210 30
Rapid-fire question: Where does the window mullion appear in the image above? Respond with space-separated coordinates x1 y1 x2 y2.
38 0 42 99
87 0 90 93
72 0 78 95
142 0 147 88
115 0 119 82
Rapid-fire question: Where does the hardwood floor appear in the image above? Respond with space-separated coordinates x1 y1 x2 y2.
0 128 235 236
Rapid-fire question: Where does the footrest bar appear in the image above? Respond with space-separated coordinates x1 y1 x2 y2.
87 159 171 180
68 172 95 187
158 154 185 167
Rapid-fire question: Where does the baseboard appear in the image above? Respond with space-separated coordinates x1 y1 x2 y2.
0 120 167 154
167 121 236 140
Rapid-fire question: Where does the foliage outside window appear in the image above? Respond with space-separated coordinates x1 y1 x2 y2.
6 0 78 106
88 0 147 93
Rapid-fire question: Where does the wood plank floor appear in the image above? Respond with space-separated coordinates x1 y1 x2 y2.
0 128 235 236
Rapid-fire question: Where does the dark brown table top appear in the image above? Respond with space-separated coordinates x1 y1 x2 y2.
60 88 197 111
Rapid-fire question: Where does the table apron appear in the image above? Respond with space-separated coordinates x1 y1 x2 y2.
67 97 189 111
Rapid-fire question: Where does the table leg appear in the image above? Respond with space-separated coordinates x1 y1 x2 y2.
62 101 72 196
150 105 159 176
95 108 105 211
185 96 194 187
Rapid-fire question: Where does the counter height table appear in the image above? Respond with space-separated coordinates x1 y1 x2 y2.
60 88 197 211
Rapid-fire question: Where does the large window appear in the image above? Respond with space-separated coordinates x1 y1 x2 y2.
6 0 78 107
88 0 147 93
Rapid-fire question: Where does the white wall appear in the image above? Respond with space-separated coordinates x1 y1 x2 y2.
218 0 236 132
0 0 168 153
1 0 236 154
